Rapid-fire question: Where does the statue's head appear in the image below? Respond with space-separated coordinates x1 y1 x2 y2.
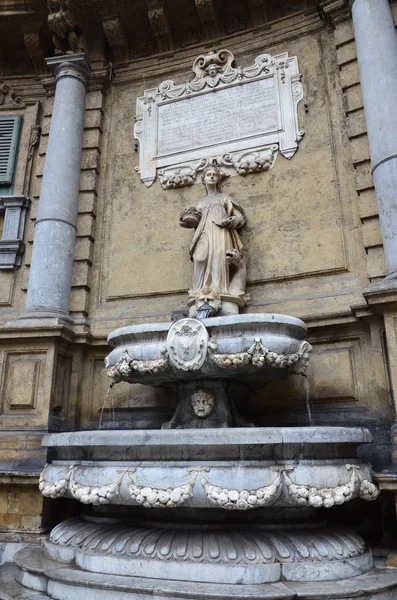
48 0 60 10
201 165 226 191
191 389 215 418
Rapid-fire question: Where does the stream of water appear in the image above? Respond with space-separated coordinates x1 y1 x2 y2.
98 386 115 429
303 377 314 426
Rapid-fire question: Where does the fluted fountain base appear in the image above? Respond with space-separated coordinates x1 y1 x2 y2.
43 517 372 585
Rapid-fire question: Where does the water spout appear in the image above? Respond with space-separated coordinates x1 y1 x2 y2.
99 386 115 430
196 301 215 320
303 377 314 426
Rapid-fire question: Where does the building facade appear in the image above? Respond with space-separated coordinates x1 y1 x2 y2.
1 0 397 579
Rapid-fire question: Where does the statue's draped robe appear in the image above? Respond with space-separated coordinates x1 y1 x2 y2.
189 196 245 296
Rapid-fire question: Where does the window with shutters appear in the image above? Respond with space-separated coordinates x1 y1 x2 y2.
0 115 22 195
0 115 30 269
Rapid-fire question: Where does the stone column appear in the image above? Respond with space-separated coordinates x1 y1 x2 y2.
24 54 91 324
350 0 397 280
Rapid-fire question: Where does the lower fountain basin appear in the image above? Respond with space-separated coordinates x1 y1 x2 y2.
32 427 382 590
40 427 378 510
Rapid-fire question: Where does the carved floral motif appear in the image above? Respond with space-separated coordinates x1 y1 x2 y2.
158 50 268 100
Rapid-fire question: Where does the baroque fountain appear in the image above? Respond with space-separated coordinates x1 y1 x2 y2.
10 165 397 600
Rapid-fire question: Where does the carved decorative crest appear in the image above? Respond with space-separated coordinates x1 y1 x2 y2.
134 48 304 189
166 318 209 371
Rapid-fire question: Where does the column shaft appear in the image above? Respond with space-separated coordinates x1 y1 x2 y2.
351 0 397 279
25 54 91 319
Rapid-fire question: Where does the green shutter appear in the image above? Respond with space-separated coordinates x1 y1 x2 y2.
0 116 22 185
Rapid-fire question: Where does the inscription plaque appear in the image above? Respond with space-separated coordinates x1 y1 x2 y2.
157 78 279 157
135 49 303 189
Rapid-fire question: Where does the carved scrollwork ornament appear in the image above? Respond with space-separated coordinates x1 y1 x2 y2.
27 126 41 161
0 85 23 107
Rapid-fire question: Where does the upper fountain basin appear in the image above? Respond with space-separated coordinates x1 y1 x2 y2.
105 313 311 386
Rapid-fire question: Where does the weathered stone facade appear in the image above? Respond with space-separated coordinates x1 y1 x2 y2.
1 0 397 582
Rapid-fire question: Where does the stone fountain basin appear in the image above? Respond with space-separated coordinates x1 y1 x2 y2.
40 427 378 510
105 313 310 385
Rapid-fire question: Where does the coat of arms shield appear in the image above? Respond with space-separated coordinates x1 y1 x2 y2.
166 318 208 371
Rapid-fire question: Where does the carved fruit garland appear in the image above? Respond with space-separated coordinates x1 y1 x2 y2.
283 464 379 508
39 464 75 499
106 349 169 384
209 338 312 375
199 469 282 510
39 464 379 508
127 469 197 508
69 469 123 506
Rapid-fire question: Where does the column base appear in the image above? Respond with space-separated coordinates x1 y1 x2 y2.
384 270 397 282
362 280 397 312
4 308 74 331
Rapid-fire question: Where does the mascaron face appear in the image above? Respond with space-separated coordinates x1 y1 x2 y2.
207 65 219 77
191 391 215 418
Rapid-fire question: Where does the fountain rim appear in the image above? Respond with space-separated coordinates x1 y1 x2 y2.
42 426 372 449
107 313 308 345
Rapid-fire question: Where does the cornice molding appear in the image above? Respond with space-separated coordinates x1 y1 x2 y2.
318 0 350 23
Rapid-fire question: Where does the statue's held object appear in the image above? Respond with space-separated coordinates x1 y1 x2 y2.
179 166 248 317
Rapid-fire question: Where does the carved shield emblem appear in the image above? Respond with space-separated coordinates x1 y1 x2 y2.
167 318 208 372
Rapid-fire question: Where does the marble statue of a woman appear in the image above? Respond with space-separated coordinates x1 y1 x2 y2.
179 166 248 316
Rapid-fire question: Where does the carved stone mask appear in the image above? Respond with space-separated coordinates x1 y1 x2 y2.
206 64 220 77
191 390 215 418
